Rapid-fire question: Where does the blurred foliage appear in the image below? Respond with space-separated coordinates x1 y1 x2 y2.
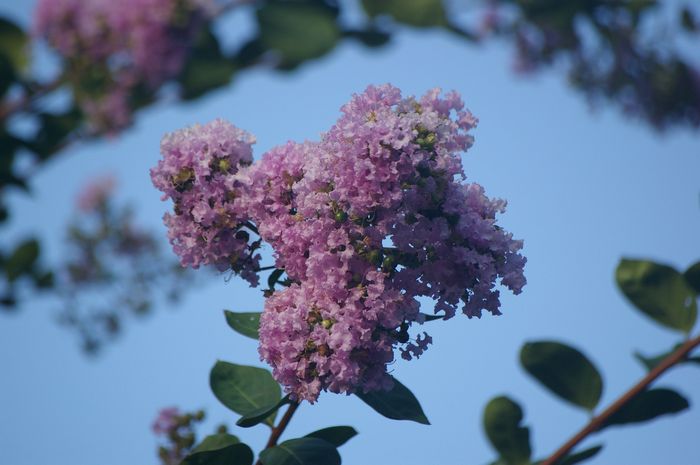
153 407 233 465
51 178 198 354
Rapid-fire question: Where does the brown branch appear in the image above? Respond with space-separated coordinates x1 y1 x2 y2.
0 77 63 121
254 401 300 465
541 333 700 465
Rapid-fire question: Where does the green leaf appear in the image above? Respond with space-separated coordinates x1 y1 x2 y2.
32 270 54 289
520 341 603 411
267 268 285 290
0 17 28 73
210 361 281 427
30 108 83 159
343 28 391 48
236 395 290 428
684 261 700 294
182 438 253 465
259 437 340 465
192 433 240 452
0 54 15 98
305 426 357 447
224 311 261 339
602 388 689 429
5 239 39 281
355 376 430 424
257 2 341 67
616 259 697 333
179 27 234 100
635 345 700 371
554 445 603 465
361 0 447 27
483 396 531 465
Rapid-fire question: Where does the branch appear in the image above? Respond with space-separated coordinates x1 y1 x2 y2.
541 333 700 465
254 401 300 465
0 76 63 121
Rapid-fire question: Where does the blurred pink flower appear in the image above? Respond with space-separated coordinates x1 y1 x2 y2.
76 174 117 212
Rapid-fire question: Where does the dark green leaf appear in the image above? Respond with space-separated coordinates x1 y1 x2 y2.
554 445 603 465
192 433 240 452
483 396 531 465
267 268 285 290
182 439 253 465
0 17 28 73
178 27 234 100
236 395 290 428
210 361 281 427
257 3 341 67
361 0 447 27
520 341 603 411
633 343 686 371
355 376 430 424
259 437 340 465
681 7 697 32
0 54 15 98
224 311 261 339
5 239 39 281
684 261 700 294
343 28 391 48
420 312 445 321
616 259 697 333
602 388 689 429
32 270 54 289
30 108 83 158
305 426 357 447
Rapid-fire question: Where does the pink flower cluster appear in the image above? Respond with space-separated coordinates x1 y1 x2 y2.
34 0 210 131
152 85 526 402
152 406 180 435
151 119 261 286
76 174 116 212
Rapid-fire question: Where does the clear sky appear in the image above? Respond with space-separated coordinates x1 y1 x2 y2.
1 2 700 465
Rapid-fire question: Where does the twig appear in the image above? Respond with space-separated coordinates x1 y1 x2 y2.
541 333 700 465
255 401 300 465
0 76 63 120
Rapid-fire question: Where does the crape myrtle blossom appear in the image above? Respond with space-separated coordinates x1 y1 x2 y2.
150 119 261 286
152 406 180 435
34 0 211 131
76 174 116 212
152 84 526 403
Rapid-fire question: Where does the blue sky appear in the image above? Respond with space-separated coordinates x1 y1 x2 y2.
1 2 700 465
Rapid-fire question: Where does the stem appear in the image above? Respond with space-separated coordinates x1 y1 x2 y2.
541 333 700 465
255 401 300 465
0 77 63 120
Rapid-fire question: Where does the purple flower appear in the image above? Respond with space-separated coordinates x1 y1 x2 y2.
153 85 527 402
34 0 210 131
152 407 180 435
151 119 261 285
76 174 116 212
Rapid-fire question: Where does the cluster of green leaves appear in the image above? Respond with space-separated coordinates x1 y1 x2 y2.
501 0 700 130
181 307 429 465
482 257 699 465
